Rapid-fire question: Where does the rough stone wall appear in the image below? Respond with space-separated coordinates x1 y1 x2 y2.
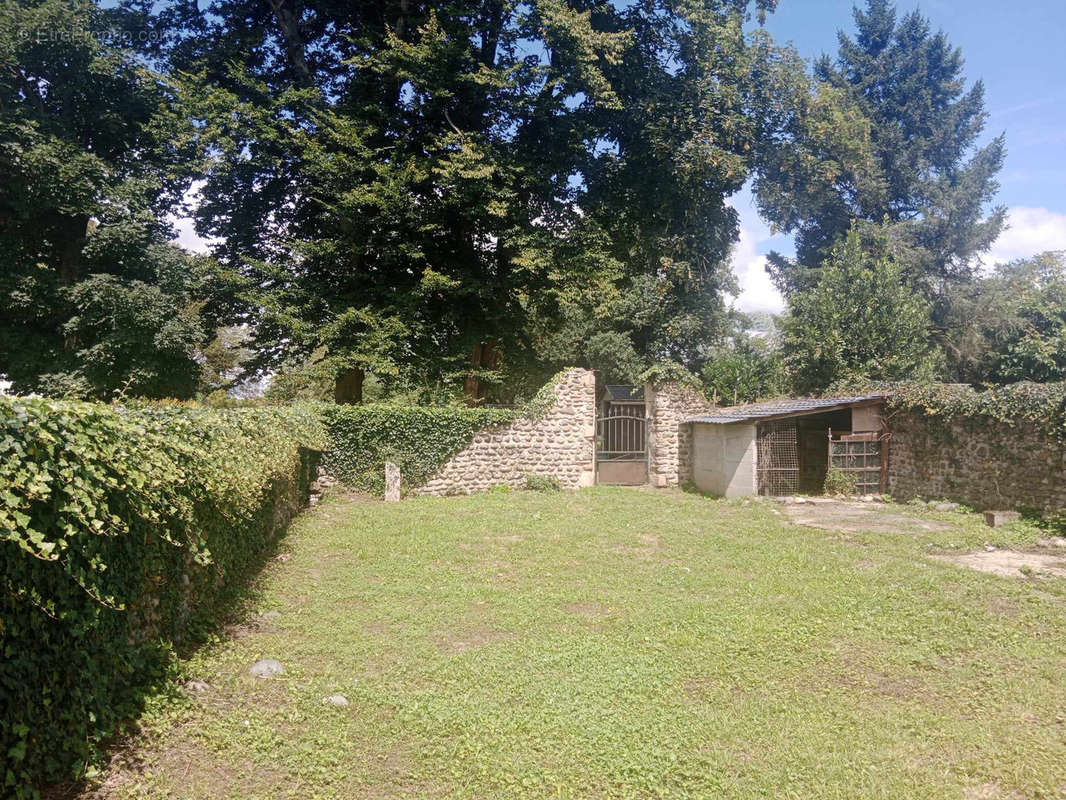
886 408 1066 512
415 368 596 495
647 382 717 487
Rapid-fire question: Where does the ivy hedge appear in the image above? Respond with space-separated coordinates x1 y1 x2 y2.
885 381 1066 439
0 398 324 797
320 405 518 494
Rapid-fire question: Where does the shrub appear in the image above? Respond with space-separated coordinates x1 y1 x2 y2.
320 405 517 495
823 467 858 496
0 397 323 796
524 473 561 492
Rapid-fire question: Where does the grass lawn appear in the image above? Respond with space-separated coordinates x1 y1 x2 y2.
91 488 1066 799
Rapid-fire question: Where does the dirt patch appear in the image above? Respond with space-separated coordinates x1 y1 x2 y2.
564 601 611 621
611 532 664 559
783 499 954 534
434 625 510 655
934 550 1066 579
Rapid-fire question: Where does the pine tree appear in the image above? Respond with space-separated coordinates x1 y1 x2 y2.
756 0 1005 303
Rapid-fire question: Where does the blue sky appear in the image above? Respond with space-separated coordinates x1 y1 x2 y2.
730 0 1066 313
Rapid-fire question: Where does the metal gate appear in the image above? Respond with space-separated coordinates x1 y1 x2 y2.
596 407 648 485
829 432 887 494
756 420 799 495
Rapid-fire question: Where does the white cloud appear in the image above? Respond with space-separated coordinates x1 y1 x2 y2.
983 206 1066 266
728 224 785 314
168 181 219 254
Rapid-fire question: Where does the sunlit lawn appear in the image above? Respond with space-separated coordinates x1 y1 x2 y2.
95 488 1066 799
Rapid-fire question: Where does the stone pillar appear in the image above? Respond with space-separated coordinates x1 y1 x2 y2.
384 462 401 502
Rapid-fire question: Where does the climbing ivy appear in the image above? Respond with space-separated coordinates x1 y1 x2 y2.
320 405 518 494
886 382 1066 439
0 398 324 797
320 369 573 494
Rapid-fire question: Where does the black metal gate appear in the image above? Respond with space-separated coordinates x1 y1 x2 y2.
596 406 648 485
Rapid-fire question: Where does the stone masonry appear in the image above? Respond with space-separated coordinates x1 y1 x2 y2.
646 381 717 487
886 407 1066 513
414 368 596 495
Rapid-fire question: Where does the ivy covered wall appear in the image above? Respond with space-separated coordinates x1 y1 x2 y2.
885 383 1066 513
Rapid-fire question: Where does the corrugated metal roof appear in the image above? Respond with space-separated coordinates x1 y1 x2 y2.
686 394 885 424
602 384 644 402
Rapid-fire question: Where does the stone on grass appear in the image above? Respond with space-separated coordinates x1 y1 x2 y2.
384 461 401 503
323 694 349 707
934 502 959 512
260 610 282 620
249 658 285 678
184 679 211 693
984 510 1021 528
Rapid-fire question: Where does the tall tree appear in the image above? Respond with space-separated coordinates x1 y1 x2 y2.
157 0 786 400
755 0 1005 306
0 0 207 398
944 252 1066 384
782 228 938 393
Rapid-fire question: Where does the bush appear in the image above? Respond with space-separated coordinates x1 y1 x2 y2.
524 473 561 492
0 397 323 796
823 467 858 496
320 405 516 495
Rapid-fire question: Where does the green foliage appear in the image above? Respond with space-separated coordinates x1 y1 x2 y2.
782 229 938 393
823 467 858 496
944 252 1066 384
0 1 214 399
0 397 323 795
702 333 786 405
756 0 1005 299
886 381 1066 440
524 473 561 492
157 0 795 393
320 405 517 496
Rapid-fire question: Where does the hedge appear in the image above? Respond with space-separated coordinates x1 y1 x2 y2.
0 398 324 797
320 405 518 494
884 381 1066 439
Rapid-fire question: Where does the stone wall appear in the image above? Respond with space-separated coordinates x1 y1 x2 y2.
414 368 596 495
886 408 1066 512
646 382 716 487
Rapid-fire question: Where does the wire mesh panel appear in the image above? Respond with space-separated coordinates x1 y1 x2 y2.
757 420 799 496
829 434 885 494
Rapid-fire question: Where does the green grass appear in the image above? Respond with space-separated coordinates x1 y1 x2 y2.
98 489 1066 799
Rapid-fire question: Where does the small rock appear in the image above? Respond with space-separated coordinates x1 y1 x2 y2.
275 553 293 563
934 502 959 512
249 658 284 678
984 510 1021 528
984 544 996 552
860 494 874 503
794 496 807 504
323 694 349 707
184 679 211 693
260 610 282 620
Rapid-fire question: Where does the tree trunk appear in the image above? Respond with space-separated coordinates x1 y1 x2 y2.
334 367 364 404
463 341 500 404
265 0 314 86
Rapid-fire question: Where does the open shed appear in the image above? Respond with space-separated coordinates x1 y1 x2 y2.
685 395 887 498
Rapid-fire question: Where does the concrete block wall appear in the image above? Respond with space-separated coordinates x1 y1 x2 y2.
646 382 717 487
415 368 596 495
886 408 1066 512
690 423 757 497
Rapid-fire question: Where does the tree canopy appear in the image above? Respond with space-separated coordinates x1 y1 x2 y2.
755 0 1005 304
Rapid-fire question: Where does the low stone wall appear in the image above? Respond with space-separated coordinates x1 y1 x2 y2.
647 382 716 487
886 408 1066 512
415 368 596 495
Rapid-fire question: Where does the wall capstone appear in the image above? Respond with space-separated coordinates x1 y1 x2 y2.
414 368 596 495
